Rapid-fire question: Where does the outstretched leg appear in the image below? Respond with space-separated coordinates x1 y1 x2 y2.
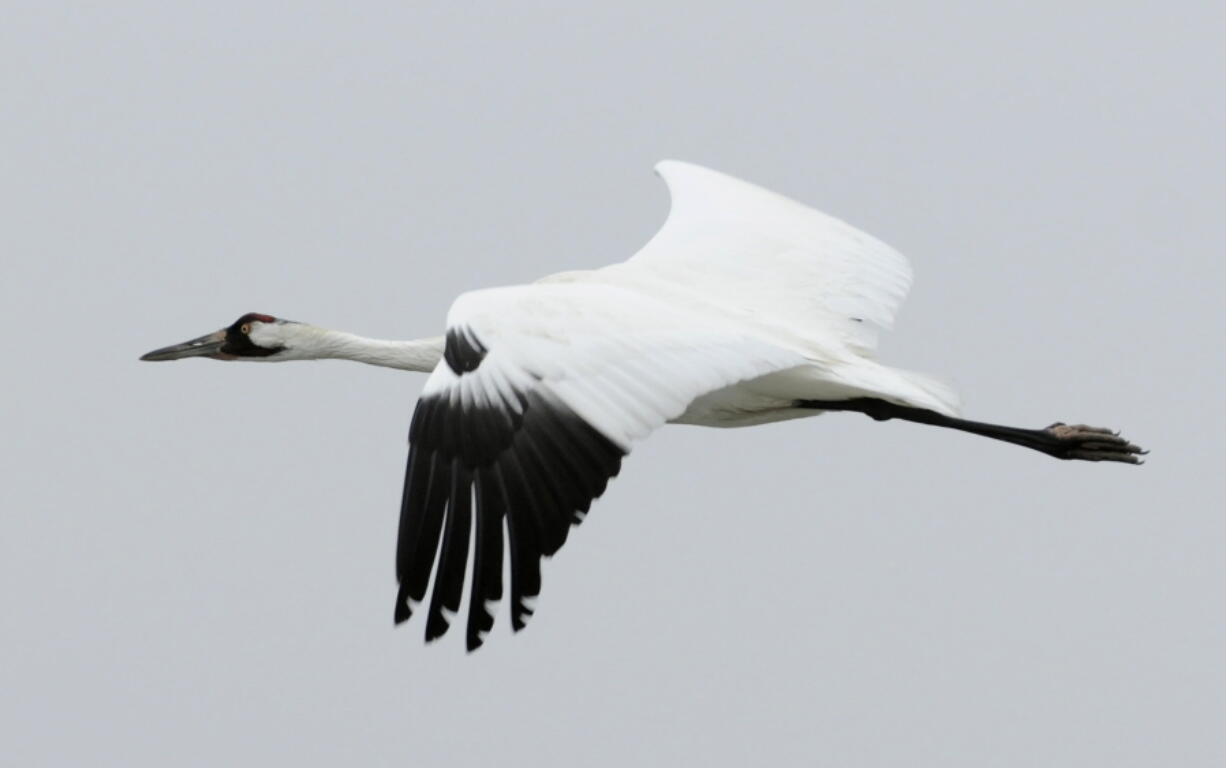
796 398 1145 464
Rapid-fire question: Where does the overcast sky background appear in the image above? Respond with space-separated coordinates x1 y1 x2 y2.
3 2 1224 765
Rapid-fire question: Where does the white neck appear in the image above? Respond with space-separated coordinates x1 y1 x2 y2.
263 325 445 372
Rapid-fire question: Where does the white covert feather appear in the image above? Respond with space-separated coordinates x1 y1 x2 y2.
622 160 913 355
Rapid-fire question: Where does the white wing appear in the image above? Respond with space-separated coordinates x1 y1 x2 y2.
622 160 913 355
394 283 804 650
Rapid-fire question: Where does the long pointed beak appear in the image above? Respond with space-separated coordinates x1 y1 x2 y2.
140 329 227 361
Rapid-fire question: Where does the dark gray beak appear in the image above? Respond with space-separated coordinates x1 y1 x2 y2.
140 329 227 361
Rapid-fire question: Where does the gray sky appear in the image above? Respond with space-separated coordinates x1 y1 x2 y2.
3 1 1224 765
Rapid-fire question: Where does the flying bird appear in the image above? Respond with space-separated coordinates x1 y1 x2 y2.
142 161 1144 650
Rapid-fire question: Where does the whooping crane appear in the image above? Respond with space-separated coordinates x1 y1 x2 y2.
142 161 1145 650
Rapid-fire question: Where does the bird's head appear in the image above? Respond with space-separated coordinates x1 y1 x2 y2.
140 312 300 362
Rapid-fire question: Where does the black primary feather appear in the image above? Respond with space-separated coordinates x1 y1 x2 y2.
394 329 626 649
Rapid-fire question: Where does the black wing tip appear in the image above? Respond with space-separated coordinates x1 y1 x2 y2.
466 607 495 653
425 613 451 643
396 368 630 651
510 598 536 633
394 603 411 625
393 586 413 625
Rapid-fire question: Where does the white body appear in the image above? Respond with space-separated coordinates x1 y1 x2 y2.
256 161 955 430
249 160 959 442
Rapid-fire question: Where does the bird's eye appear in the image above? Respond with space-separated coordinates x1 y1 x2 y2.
240 323 251 335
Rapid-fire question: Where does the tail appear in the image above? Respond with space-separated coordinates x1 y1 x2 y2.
825 362 961 417
891 368 961 417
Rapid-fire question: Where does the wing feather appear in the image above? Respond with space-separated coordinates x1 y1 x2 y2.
622 160 913 354
394 283 802 649
466 468 504 650
424 460 472 641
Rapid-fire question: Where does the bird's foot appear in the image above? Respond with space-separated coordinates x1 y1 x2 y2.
1043 423 1146 464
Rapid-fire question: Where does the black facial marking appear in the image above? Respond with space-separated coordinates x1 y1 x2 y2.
222 313 284 358
443 326 487 374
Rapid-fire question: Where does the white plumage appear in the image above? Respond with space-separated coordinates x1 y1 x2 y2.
630 160 912 349
433 283 807 446
142 160 1144 651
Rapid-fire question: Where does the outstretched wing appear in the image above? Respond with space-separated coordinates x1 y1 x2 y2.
394 283 803 650
623 160 913 355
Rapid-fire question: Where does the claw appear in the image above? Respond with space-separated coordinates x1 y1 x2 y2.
1044 422 1146 464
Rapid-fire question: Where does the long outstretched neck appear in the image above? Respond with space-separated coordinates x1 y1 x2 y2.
294 327 444 372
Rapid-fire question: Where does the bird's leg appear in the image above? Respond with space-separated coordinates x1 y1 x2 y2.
795 398 1146 464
